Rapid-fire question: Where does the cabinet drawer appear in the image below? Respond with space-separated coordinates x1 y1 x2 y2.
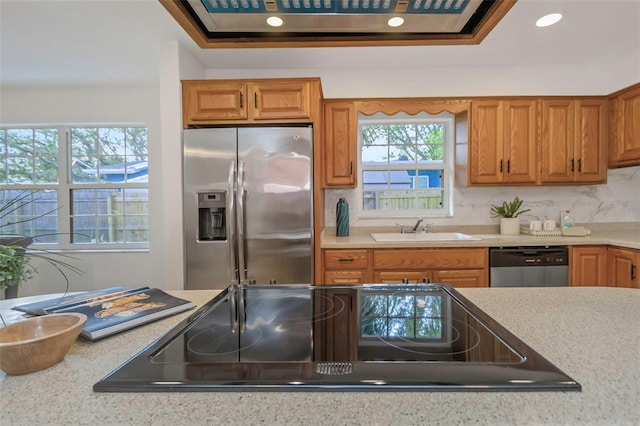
324 270 367 285
372 271 432 284
373 248 486 270
432 269 488 288
324 250 368 269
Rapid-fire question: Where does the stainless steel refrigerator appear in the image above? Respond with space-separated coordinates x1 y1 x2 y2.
183 126 313 289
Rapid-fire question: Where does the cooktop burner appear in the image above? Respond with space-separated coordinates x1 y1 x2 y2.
94 284 581 392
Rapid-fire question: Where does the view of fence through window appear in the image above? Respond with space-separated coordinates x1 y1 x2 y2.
360 116 449 213
0 127 149 248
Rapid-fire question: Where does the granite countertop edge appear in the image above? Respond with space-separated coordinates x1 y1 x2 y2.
321 223 640 250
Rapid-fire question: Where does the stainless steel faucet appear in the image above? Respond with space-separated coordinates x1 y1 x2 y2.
411 218 424 233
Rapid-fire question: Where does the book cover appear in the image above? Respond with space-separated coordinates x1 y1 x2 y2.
54 288 196 341
12 286 149 315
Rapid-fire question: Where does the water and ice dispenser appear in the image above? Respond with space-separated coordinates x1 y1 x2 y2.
198 191 226 241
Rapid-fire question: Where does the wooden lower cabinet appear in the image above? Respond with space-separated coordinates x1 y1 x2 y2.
608 246 640 288
569 245 608 286
432 269 487 288
324 270 368 285
323 245 638 289
322 247 488 287
373 271 432 284
323 249 370 285
372 248 488 288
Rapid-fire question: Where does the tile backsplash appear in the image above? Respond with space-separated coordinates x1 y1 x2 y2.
324 166 640 228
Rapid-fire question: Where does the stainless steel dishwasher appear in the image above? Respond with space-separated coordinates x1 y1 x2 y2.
489 246 569 287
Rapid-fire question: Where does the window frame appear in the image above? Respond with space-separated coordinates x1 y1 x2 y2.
357 112 455 219
0 124 150 251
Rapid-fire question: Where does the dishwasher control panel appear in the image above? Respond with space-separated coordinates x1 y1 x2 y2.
489 247 568 268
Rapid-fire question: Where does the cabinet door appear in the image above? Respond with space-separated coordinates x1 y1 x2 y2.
250 82 310 120
323 101 357 187
503 100 538 183
470 100 503 184
570 246 607 286
372 271 432 284
607 247 639 288
541 99 575 183
183 81 248 124
574 99 607 183
432 269 488 288
609 84 640 167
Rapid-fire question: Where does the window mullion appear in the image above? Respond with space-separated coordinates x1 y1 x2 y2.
57 128 72 246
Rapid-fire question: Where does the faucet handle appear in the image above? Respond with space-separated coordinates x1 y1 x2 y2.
395 223 406 234
422 222 433 233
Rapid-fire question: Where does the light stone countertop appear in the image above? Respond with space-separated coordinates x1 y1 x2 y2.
321 224 640 249
1 287 639 425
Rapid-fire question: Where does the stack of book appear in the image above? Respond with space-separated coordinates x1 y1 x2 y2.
13 286 196 341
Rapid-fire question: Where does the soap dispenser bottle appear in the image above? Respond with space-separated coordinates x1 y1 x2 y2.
561 210 574 229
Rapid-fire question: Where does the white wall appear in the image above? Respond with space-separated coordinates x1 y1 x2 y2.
205 55 640 97
0 84 166 297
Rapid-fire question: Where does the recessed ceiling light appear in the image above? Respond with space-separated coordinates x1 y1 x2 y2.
387 17 405 28
266 16 283 27
536 13 563 27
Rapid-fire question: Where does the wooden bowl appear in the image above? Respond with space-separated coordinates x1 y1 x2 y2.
0 313 87 375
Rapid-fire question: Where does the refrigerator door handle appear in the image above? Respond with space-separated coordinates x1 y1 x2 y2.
237 161 247 283
229 161 239 284
229 286 237 334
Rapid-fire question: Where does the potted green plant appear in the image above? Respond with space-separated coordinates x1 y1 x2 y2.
1 191 81 299
490 197 531 235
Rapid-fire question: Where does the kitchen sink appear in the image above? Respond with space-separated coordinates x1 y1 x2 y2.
370 232 481 242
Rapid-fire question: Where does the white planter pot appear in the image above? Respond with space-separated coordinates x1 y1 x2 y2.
500 218 521 235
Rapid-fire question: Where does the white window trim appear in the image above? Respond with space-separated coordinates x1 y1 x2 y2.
356 112 455 220
1 124 149 251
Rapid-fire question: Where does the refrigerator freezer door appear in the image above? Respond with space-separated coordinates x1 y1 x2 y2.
238 127 313 285
184 128 238 290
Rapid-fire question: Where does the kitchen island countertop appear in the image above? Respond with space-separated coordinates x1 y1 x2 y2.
1 287 639 425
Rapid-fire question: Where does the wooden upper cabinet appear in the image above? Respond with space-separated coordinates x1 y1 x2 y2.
323 100 357 187
574 99 607 182
609 83 640 167
183 81 247 124
541 98 607 184
503 100 538 183
182 79 312 127
470 100 502 184
250 82 311 120
470 99 537 184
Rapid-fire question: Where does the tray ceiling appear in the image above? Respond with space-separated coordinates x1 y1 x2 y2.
159 0 517 47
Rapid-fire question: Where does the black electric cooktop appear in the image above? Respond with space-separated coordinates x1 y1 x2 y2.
94 284 581 392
